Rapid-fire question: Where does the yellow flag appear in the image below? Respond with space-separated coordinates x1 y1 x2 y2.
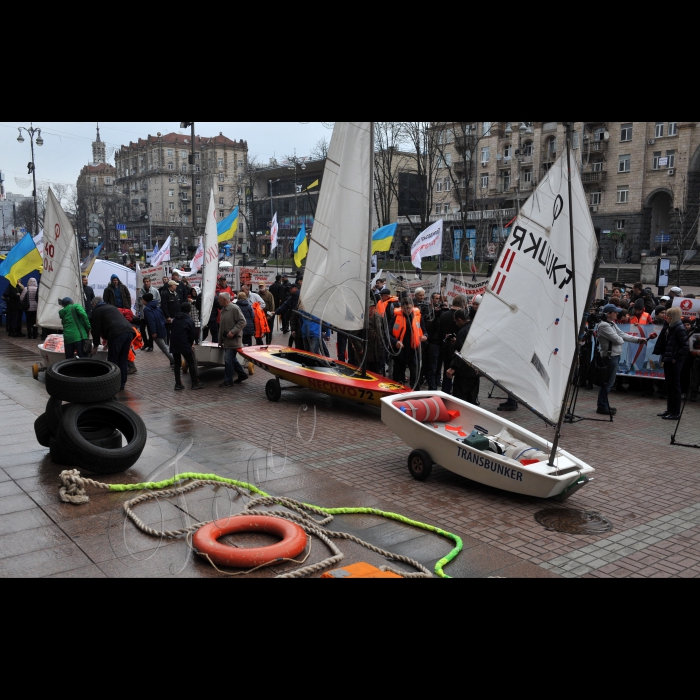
304 180 319 191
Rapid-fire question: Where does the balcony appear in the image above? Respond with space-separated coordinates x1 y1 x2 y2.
589 141 608 153
180 181 191 188
581 171 607 184
454 135 476 152
397 208 516 225
542 152 556 163
517 154 533 164
497 183 511 193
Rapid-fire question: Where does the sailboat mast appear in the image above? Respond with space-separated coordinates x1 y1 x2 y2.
361 122 375 379
548 122 579 467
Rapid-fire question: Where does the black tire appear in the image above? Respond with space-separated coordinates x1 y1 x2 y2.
77 421 120 442
50 428 122 466
34 413 52 448
54 402 146 474
45 396 64 437
45 359 121 404
408 449 433 481
265 378 282 402
49 437 74 466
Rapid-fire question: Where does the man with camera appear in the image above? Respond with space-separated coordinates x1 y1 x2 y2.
596 302 648 415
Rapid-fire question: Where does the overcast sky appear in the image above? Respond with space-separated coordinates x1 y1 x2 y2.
0 122 332 197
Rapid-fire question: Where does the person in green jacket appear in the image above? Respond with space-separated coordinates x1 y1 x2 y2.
58 297 92 359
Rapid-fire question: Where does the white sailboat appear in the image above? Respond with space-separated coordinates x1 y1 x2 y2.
240 122 411 407
381 127 598 500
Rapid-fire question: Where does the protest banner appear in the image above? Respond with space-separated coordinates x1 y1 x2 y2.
673 296 700 321
444 274 487 303
234 266 279 290
591 323 666 379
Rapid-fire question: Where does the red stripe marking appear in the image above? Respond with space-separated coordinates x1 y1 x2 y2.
506 251 515 272
500 250 511 269
493 272 502 290
496 275 506 294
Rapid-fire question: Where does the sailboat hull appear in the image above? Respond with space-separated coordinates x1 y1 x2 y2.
381 391 594 499
239 345 409 407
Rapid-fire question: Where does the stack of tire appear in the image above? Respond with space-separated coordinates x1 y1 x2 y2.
33 358 147 474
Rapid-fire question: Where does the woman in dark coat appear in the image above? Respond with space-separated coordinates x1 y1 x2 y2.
235 292 255 346
657 306 689 420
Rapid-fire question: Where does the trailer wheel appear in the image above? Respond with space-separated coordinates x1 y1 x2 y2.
265 379 281 402
407 449 433 481
32 364 40 380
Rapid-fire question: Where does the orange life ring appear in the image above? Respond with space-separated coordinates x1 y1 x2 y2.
193 515 307 568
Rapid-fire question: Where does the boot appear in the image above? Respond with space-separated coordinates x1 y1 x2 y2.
32 327 39 339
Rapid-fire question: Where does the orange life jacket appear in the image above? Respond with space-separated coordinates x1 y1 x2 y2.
253 301 269 338
128 329 143 363
377 296 399 317
631 311 652 325
392 308 423 349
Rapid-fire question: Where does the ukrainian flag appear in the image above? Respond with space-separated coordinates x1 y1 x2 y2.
0 234 43 286
371 222 397 255
217 206 239 242
293 224 308 268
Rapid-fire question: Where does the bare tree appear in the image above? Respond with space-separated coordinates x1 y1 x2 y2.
671 174 700 284
310 138 329 160
373 122 404 228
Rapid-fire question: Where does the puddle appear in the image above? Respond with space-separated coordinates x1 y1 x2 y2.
534 508 612 535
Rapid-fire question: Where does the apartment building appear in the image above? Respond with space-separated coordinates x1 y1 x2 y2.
114 131 247 255
418 121 699 262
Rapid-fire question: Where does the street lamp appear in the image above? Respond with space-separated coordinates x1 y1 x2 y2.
17 123 43 236
287 151 306 232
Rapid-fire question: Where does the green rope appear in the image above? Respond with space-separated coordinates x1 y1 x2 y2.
108 472 462 578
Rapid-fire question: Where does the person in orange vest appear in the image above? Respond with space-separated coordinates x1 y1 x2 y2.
390 296 426 389
376 287 399 319
629 298 652 325
375 287 399 376
252 299 269 346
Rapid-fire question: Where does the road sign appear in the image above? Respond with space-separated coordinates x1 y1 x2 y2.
654 235 670 243
116 223 127 231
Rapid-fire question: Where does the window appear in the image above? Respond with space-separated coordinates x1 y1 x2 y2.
503 173 511 189
168 163 174 170
503 144 512 158
594 128 605 142
197 217 202 224
196 204 201 212
592 161 603 172
481 174 489 189
218 185 224 192
182 216 189 224
615 220 625 230
238 160 243 169
195 165 200 172
196 191 201 199
617 186 629 203
481 146 490 164
618 154 631 173
654 122 664 138
436 156 444 169
668 121 677 136
443 177 451 192
219 197 224 205
181 151 187 158
195 153 200 161
219 210 225 218
652 151 662 169
167 149 173 156
573 131 579 149
436 179 443 192
91 176 97 183
523 168 532 183
445 129 454 144
547 137 557 155
218 173 224 181
105 177 111 185
590 191 601 206
169 177 174 183
482 122 491 136
523 140 533 156
621 123 633 142
196 178 201 185
169 189 174 197
667 150 675 168
218 158 224 167
169 202 175 210
445 153 451 166
435 203 442 214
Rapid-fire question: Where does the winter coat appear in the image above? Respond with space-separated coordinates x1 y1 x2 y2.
103 282 132 310
143 300 168 339
169 312 197 353
160 289 180 321
136 285 159 316
269 281 283 307
259 289 275 313
236 299 255 336
275 289 299 316
20 279 39 312
663 320 689 364
90 302 136 348
219 303 246 349
81 282 95 316
4 284 21 311
58 303 91 344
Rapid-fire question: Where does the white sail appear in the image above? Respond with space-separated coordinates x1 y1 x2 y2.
300 122 372 331
199 190 220 333
37 189 82 329
459 152 598 425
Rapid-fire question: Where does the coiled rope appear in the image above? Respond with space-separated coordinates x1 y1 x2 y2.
58 469 462 578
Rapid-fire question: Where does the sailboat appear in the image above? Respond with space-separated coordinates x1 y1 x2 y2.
239 122 410 407
381 127 598 500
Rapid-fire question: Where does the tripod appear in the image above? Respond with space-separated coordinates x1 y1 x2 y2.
564 345 613 424
670 393 700 448
487 382 508 401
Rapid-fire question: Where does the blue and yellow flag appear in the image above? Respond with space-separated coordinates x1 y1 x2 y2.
371 222 397 254
0 234 43 286
217 206 239 242
293 224 308 268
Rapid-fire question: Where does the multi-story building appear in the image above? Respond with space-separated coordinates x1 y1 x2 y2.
75 125 118 253
114 131 247 257
0 189 35 249
402 121 700 263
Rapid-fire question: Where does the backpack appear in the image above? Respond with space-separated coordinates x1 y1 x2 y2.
590 338 609 387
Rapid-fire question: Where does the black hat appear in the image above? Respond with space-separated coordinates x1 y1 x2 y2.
633 299 645 310
379 287 391 296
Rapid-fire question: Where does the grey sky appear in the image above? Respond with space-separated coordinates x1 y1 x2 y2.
0 122 331 197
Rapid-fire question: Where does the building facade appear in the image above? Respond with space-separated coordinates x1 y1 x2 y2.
411 121 700 264
114 131 247 257
0 190 34 250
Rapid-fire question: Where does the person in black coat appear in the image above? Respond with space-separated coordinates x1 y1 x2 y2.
170 303 204 390
90 298 136 391
438 295 468 394
657 306 689 420
445 309 480 405
81 275 95 318
269 275 283 309
3 283 24 336
160 280 180 345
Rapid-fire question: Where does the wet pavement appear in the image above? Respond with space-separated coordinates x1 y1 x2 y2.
0 326 699 578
